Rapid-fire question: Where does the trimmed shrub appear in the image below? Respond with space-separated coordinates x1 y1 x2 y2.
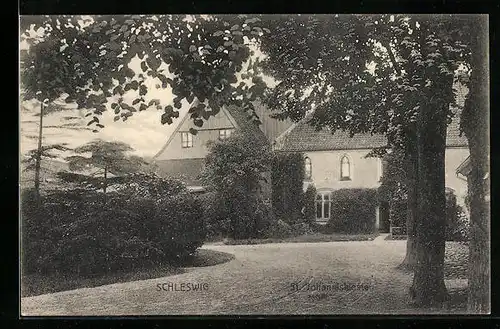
196 192 228 241
389 201 407 234
21 183 205 276
200 131 274 240
196 191 276 241
271 152 305 223
114 172 188 200
446 190 470 241
291 222 315 236
325 188 378 234
302 184 317 223
265 219 293 239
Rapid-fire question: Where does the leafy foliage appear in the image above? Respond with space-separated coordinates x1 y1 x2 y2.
114 172 188 200
271 152 305 223
21 143 72 172
63 139 146 194
259 14 469 147
20 15 271 130
201 131 272 195
302 184 317 223
264 219 293 239
200 131 273 239
21 186 205 276
445 190 469 242
323 188 379 234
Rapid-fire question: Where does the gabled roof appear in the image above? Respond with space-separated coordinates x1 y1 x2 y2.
151 105 238 161
152 104 271 161
225 105 270 150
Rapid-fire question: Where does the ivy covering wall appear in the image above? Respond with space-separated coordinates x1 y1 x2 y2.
271 152 305 223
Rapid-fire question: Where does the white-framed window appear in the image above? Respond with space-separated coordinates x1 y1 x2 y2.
181 132 194 148
304 157 312 180
316 192 331 221
219 128 233 140
340 155 351 180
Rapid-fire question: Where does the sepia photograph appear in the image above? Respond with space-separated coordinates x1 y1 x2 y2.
19 14 490 316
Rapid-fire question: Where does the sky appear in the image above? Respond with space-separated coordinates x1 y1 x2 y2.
19 16 272 162
19 58 189 160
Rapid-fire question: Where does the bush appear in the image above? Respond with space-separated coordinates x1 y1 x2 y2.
389 201 407 234
114 172 188 200
446 190 470 241
200 131 273 240
325 188 378 234
291 222 315 236
196 191 275 241
196 192 228 241
271 152 305 223
302 184 317 224
21 185 205 276
265 219 293 239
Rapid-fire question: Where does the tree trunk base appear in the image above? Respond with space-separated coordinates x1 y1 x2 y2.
410 280 450 308
397 261 415 272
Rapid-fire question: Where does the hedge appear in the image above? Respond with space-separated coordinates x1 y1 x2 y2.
382 189 470 241
389 201 407 234
302 184 317 223
21 183 205 276
271 152 305 223
445 190 469 241
195 191 275 240
323 188 379 234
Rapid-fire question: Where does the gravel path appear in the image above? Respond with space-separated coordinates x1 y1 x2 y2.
21 239 468 315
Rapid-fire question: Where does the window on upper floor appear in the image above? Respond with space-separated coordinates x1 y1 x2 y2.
304 157 312 180
181 132 194 148
340 155 351 180
219 128 233 140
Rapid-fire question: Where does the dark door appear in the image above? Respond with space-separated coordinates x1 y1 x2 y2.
379 201 390 233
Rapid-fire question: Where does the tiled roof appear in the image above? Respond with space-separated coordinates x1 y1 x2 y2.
275 123 388 152
226 105 271 149
275 117 467 152
275 108 468 152
275 82 469 151
446 110 468 147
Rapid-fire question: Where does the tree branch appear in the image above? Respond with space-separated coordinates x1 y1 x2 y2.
383 41 402 76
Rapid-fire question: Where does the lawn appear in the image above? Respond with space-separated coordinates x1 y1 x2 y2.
22 239 472 315
21 249 235 298
222 232 380 245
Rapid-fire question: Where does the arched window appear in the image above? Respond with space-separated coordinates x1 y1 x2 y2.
304 157 312 180
315 192 331 221
340 155 351 180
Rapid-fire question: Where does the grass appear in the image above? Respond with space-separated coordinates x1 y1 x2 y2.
21 249 235 298
222 232 380 245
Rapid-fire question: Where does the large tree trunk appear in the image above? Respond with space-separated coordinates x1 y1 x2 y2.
34 102 44 201
411 100 449 307
400 138 418 270
463 15 490 314
103 165 108 205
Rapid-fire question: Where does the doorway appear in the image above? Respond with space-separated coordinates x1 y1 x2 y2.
378 201 390 233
